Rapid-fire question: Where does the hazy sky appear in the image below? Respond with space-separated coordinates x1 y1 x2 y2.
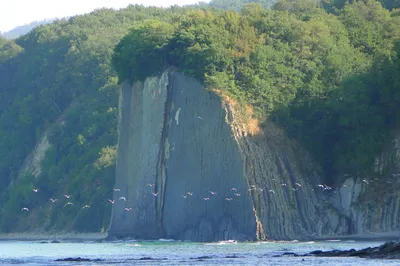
0 0 208 33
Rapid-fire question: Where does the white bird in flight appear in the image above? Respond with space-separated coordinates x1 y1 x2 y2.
50 198 58 203
113 188 120 191
64 194 71 199
209 191 217 195
119 197 126 201
152 192 159 197
108 199 115 204
64 202 73 207
21 207 29 211
32 188 38 193
82 205 90 209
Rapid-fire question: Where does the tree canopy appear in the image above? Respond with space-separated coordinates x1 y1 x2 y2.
0 0 399 233
113 0 400 184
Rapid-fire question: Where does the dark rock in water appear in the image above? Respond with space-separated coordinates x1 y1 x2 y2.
55 257 103 262
190 256 213 260
307 241 400 259
225 255 240 258
139 257 154 260
39 241 48 244
51 240 61 243
281 252 300 257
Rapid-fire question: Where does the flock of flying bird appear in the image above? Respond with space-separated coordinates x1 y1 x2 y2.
21 189 91 212
21 176 379 212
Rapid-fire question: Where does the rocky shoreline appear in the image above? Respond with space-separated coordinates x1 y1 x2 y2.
309 241 400 259
275 241 400 259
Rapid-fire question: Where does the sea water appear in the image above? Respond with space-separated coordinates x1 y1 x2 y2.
0 239 399 265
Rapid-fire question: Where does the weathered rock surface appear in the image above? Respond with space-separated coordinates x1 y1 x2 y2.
108 71 256 241
108 69 400 241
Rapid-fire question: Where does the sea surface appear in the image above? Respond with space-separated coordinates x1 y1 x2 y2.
0 239 399 265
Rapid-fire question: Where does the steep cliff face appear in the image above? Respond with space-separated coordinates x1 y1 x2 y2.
108 69 400 241
108 71 256 241
327 136 400 237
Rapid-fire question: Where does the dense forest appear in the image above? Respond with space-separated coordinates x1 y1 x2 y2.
113 0 400 182
0 0 399 233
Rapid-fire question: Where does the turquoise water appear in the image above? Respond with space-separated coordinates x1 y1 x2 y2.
0 239 399 265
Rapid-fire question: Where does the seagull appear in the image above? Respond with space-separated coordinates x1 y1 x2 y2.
231 188 237 191
64 194 71 199
318 184 332 190
50 198 58 203
209 191 217 195
151 192 159 197
181 195 187 199
295 183 302 187
147 184 154 187
82 205 90 209
281 183 287 187
108 199 115 204
113 188 120 191
259 188 264 192
21 207 29 211
203 197 210 200
362 179 369 185
64 202 73 207
32 188 38 193
268 190 276 194
234 193 241 197
124 208 132 212
197 116 203 120
225 198 233 201
119 197 126 201
187 192 193 196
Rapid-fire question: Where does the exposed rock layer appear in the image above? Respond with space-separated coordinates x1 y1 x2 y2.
108 70 400 241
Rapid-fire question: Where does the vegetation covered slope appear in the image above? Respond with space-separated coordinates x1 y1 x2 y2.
0 0 399 233
0 5 188 232
113 0 400 184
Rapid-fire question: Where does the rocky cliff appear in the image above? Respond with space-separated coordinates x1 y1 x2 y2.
108 69 400 241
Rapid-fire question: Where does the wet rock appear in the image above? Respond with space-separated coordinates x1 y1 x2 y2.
55 257 103 262
190 256 213 260
224 255 241 258
51 240 61 243
139 257 154 260
307 241 400 259
281 252 300 257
